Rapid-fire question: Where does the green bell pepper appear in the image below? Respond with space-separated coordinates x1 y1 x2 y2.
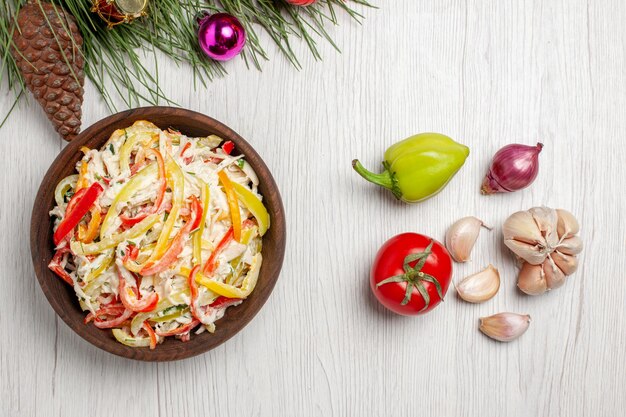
352 133 469 203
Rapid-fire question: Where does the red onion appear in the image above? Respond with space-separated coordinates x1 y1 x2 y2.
481 143 543 194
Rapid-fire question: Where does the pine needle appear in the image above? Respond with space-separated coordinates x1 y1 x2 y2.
0 0 372 116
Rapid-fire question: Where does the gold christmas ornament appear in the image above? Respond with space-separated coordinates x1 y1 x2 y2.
91 0 148 27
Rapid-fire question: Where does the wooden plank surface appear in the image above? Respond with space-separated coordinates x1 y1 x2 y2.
1 1 624 416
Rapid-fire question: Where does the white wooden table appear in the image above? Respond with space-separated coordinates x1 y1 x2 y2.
1 1 625 416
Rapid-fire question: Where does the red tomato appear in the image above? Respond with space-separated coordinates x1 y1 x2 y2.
370 233 453 316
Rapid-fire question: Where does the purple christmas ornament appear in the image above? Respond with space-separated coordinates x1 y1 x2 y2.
197 13 246 61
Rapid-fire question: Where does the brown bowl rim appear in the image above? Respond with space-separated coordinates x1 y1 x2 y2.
30 106 286 361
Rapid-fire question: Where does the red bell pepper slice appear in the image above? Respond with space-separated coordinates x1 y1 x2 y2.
122 244 139 264
202 226 234 275
140 195 203 276
211 296 243 309
84 303 126 324
48 262 74 286
222 141 235 155
143 322 158 349
64 188 87 216
93 308 133 329
120 149 167 226
179 142 191 157
130 162 145 176
187 196 203 230
53 182 104 246
118 267 159 312
53 188 88 246
48 248 73 285
154 319 200 337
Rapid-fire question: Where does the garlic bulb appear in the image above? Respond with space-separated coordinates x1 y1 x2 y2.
445 216 491 262
503 207 583 295
456 264 500 303
479 312 531 342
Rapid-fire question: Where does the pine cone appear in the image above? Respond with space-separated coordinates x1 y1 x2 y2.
11 1 85 141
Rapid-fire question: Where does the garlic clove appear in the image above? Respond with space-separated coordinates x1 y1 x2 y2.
551 251 578 276
456 264 500 303
556 209 580 239
503 210 548 265
517 262 548 295
445 216 492 263
479 313 531 342
502 210 545 244
529 207 559 248
543 257 567 289
556 236 583 256
504 239 549 265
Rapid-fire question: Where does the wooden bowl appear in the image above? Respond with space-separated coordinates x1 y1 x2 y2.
30 107 286 361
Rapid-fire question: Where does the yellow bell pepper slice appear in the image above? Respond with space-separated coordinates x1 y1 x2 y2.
122 241 157 273
151 306 190 323
76 161 89 190
54 174 78 207
118 132 140 175
130 289 190 335
83 250 114 285
218 170 241 242
100 162 158 238
83 268 115 296
112 329 151 348
149 158 184 261
71 214 160 255
137 242 157 260
118 125 159 175
193 180 210 266
225 226 257 284
231 182 270 236
195 254 262 299
239 226 257 246
77 206 101 243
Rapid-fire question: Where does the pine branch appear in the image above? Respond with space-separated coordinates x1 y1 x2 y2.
1 0 372 121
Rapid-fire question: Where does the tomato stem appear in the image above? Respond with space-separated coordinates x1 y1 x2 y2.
376 240 444 309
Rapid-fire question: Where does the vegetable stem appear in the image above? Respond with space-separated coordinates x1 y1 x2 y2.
352 159 399 197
